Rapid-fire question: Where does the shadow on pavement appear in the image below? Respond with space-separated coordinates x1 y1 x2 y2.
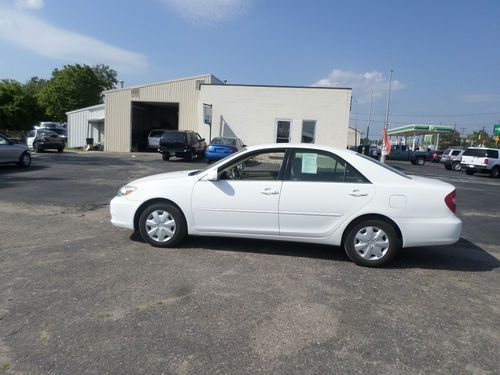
391 238 499 272
131 234 499 271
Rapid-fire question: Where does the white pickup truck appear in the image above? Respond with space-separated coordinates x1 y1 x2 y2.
460 147 500 178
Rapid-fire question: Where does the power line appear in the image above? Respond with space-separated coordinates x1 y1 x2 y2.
353 111 500 118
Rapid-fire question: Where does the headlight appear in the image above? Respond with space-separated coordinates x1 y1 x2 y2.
117 185 137 197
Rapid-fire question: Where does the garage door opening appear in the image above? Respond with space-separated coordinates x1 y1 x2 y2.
131 102 179 152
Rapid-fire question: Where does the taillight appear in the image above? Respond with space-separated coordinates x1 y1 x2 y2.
445 190 456 213
484 159 489 165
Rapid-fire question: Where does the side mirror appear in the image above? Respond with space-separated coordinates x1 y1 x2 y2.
201 138 205 142
241 144 247 148
202 168 218 181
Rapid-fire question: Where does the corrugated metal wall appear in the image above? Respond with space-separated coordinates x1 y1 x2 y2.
104 75 214 152
67 105 105 148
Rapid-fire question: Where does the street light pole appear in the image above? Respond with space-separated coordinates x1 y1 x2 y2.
366 90 373 142
380 69 394 164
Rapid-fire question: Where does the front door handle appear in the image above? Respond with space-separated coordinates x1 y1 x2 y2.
349 190 368 197
260 188 279 195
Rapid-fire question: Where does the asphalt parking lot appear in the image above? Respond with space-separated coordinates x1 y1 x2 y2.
1 152 499 374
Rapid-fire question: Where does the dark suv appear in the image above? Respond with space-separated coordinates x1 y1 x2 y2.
159 130 206 161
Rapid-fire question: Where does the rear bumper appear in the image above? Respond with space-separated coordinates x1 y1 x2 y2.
205 151 233 160
460 164 489 171
397 216 462 247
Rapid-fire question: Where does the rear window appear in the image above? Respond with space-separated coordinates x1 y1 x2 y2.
149 130 165 137
162 132 186 142
357 153 412 179
451 150 461 156
211 137 236 146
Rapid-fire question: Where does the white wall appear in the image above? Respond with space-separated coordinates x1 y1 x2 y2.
199 85 352 149
67 105 105 148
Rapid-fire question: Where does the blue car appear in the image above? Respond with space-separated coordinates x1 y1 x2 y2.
205 137 246 163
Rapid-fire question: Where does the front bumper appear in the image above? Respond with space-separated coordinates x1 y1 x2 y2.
110 196 140 230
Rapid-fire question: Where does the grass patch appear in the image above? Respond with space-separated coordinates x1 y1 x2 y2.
1 362 11 370
98 312 113 319
39 330 50 344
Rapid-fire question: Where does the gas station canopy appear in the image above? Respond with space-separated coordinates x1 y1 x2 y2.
387 124 454 136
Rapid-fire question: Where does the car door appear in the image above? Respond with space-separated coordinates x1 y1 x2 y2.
279 149 376 238
0 134 13 162
191 149 287 235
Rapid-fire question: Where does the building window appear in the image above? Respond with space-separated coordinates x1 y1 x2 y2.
276 120 291 143
301 120 316 143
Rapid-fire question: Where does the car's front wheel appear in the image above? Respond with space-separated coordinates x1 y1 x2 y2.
138 203 187 248
344 219 401 267
452 162 461 171
18 152 31 167
490 166 500 178
416 157 425 165
162 154 170 161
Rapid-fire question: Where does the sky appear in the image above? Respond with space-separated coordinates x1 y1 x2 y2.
1 0 499 139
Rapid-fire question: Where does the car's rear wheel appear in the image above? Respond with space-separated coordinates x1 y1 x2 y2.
490 167 500 178
18 152 31 167
416 157 425 165
452 162 461 171
344 219 400 267
465 169 475 175
34 143 43 153
138 203 186 248
162 154 170 161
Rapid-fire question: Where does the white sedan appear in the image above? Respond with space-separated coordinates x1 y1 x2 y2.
110 144 462 267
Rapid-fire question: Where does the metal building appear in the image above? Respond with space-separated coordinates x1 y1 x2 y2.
66 104 105 148
104 74 222 152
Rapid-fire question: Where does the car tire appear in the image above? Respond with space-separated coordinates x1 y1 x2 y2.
57 147 64 153
185 151 193 162
344 219 401 267
465 169 475 175
411 160 417 165
138 203 187 248
34 143 43 153
416 157 425 165
18 152 31 167
162 154 170 161
490 167 500 178
452 162 461 171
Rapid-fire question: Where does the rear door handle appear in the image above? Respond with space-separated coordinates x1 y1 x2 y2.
260 188 279 195
349 190 368 197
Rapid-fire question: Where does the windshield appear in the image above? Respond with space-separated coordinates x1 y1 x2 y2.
188 148 248 176
357 153 412 179
211 137 236 146
51 128 66 135
162 132 186 142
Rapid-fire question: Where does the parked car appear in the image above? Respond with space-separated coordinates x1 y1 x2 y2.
440 149 464 171
26 129 65 153
110 144 462 267
49 127 68 143
0 133 31 167
205 137 246 163
159 130 206 161
147 129 167 151
460 147 500 178
386 145 432 165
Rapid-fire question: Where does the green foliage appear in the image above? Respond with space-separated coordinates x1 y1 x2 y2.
467 129 497 147
0 79 41 131
438 130 461 150
37 64 117 121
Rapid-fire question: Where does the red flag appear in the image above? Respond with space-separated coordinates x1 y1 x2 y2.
383 128 391 155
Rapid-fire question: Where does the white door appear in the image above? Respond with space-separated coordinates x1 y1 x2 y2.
192 149 286 235
279 150 375 238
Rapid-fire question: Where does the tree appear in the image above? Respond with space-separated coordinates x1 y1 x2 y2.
438 130 461 150
37 64 118 121
0 80 33 131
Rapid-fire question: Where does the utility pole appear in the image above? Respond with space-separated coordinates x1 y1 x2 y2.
366 90 373 143
355 98 358 148
380 69 394 164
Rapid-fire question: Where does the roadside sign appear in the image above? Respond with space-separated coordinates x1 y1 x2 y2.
494 124 500 135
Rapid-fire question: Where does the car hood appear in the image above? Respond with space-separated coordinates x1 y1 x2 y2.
131 170 199 185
